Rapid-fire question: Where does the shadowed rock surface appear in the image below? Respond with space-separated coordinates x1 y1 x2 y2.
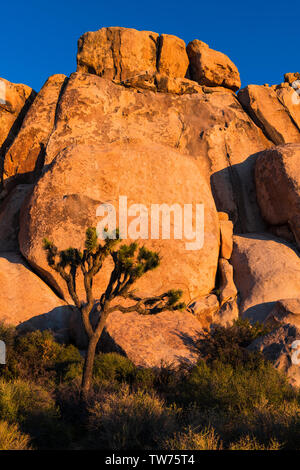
248 324 300 388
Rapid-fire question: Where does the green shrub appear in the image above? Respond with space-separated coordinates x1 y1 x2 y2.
0 379 70 448
0 378 57 424
229 400 300 450
1 329 83 384
133 368 156 390
163 426 222 450
54 344 83 383
13 330 62 381
180 359 295 412
0 420 32 450
196 318 270 368
86 385 177 449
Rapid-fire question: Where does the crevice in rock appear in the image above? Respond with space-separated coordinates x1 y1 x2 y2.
53 76 69 131
224 142 245 233
155 34 163 72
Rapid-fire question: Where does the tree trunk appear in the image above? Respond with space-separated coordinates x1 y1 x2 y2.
81 336 98 400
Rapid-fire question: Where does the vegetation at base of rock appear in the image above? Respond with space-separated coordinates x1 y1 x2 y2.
195 318 271 367
0 322 300 450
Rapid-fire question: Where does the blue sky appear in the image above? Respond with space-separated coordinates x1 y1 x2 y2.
1 0 299 92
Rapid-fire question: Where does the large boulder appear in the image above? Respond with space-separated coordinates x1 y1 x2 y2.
3 74 67 187
19 142 220 304
275 82 300 131
157 34 189 78
186 40 241 91
77 27 159 82
255 144 300 246
231 234 300 323
71 309 202 368
238 85 300 145
0 252 72 338
248 324 300 388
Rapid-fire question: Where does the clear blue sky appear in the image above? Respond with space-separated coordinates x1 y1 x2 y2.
1 0 299 92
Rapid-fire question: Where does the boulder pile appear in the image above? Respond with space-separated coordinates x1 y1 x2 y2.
0 26 300 377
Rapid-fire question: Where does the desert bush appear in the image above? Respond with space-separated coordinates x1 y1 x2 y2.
196 318 269 368
229 434 281 450
13 330 62 381
0 420 32 450
229 400 300 450
0 322 16 348
86 384 177 449
0 329 83 384
163 426 222 450
0 378 57 424
54 344 83 383
180 359 295 413
133 367 156 390
93 353 136 383
93 353 158 390
0 379 70 448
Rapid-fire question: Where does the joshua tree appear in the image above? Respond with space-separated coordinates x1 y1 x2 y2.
43 228 185 398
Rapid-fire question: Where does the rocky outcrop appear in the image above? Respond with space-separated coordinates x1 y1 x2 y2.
1 26 300 379
77 27 239 92
19 142 220 304
284 73 300 85
77 27 159 82
275 82 300 130
238 85 300 145
186 40 241 91
231 234 300 323
248 324 300 388
0 78 36 191
255 144 300 246
0 252 72 338
0 78 35 150
3 74 67 187
42 71 270 233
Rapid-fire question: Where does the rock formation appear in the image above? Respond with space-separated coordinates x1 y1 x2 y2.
186 39 241 91
255 144 300 246
0 26 300 376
